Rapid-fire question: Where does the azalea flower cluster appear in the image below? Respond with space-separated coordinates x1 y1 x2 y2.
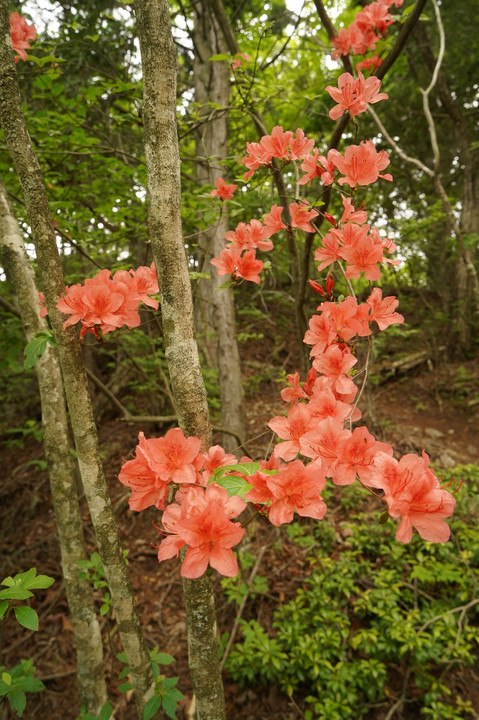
41 263 159 338
325 71 388 120
315 194 400 280
9 12 37 63
118 429 247 577
331 0 404 62
115 2 456 580
209 92 393 283
210 202 320 283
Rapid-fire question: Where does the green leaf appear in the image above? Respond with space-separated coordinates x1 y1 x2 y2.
76 560 93 569
143 694 162 720
23 574 55 590
0 600 9 618
208 53 230 62
151 651 175 665
189 271 211 280
27 54 66 67
212 462 261 480
15 676 44 693
0 588 34 601
15 568 38 584
24 336 48 370
14 606 39 632
99 701 114 720
8 688 27 716
100 603 110 616
162 693 181 719
214 474 253 498
2 672 11 686
118 681 134 693
211 462 260 497
160 676 180 690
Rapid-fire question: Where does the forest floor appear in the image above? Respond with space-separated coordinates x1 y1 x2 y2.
1 333 478 720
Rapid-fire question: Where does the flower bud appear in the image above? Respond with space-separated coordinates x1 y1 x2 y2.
326 272 334 295
309 279 325 295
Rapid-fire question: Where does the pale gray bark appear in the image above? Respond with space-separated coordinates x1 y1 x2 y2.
0 5 155 715
0 175 108 716
193 0 246 454
134 0 226 717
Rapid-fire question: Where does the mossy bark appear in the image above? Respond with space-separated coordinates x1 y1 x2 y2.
0 5 155 715
0 175 108 715
134 0 226 717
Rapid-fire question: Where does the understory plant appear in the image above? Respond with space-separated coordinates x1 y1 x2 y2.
0 568 54 717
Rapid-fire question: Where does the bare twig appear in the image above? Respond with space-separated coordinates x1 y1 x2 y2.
219 545 267 672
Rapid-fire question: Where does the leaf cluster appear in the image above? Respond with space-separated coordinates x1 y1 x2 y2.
117 647 184 720
0 568 55 632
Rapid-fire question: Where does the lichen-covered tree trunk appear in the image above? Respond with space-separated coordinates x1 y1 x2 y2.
193 0 246 454
134 0 226 717
0 6 155 716
0 175 108 715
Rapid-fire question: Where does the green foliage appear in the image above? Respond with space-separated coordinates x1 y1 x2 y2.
226 466 479 719
117 647 184 720
77 550 128 617
23 330 57 370
75 701 114 720
221 551 269 605
3 419 43 449
0 659 45 718
0 568 55 631
0 570 54 716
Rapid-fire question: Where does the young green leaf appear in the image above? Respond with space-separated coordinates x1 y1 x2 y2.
13 606 39 632
143 694 162 720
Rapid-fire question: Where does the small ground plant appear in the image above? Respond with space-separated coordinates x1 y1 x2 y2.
0 568 54 718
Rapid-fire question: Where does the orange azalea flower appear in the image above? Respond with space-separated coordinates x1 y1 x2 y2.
10 12 37 62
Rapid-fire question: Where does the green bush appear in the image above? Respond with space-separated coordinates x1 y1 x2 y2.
225 465 479 719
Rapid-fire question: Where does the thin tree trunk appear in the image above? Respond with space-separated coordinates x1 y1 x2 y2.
0 6 155 716
0 175 108 716
193 0 246 454
208 0 310 373
134 0 226 717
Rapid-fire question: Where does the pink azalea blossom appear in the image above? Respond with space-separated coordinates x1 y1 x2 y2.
157 485 245 578
289 202 319 233
137 428 202 485
366 288 404 330
265 459 327 526
262 205 286 239
369 451 456 543
10 12 37 62
326 72 388 120
298 149 326 186
329 141 392 188
260 126 293 161
269 404 315 461
118 447 170 511
209 177 238 200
